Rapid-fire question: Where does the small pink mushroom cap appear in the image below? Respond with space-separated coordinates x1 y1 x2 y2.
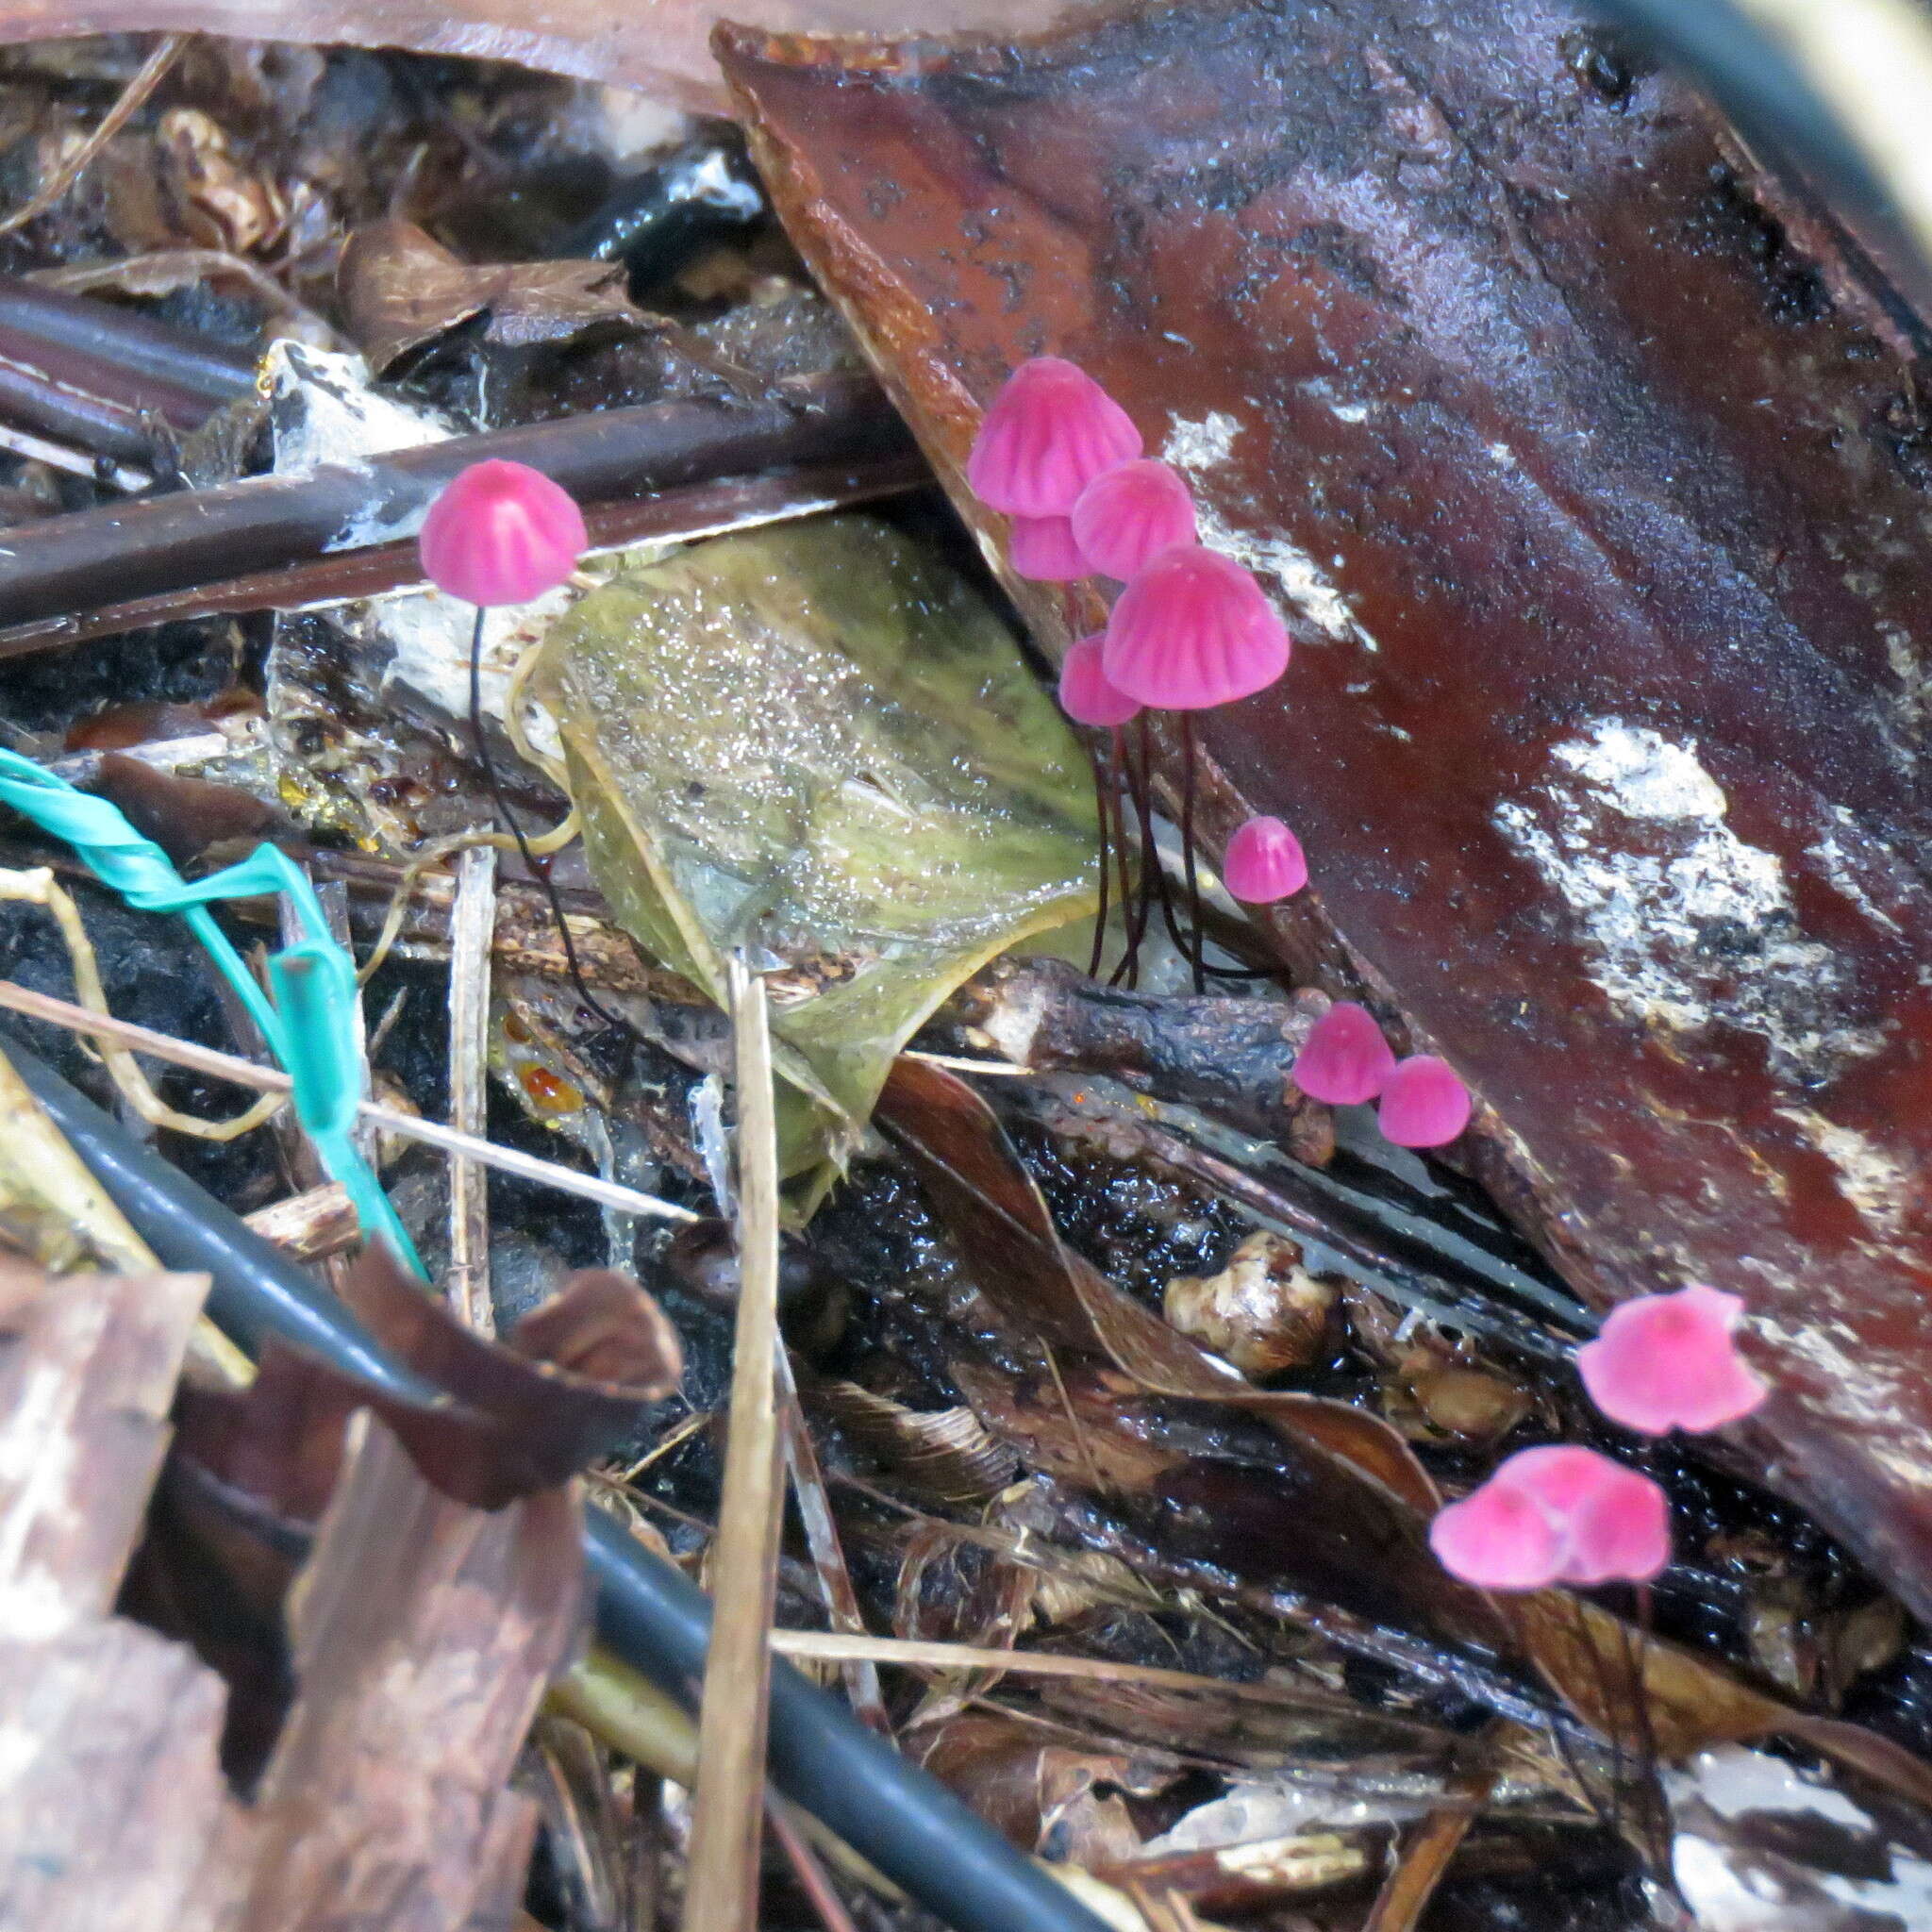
418 459 587 607
1008 513 1091 582
1058 636 1142 728
1576 1285 1768 1436
1377 1055 1472 1147
1071 458 1198 579
1223 815 1307 903
966 357 1142 518
1102 547 1291 710
1292 1001 1397 1105
1429 1445 1672 1591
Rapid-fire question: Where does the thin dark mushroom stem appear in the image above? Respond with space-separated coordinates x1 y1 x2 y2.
1085 739 1112 980
464 606 634 1062
1111 716 1160 990
1179 713 1206 995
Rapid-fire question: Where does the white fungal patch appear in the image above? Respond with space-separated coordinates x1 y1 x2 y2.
1493 722 1887 1085
1161 411 1380 650
267 340 457 550
1776 1108 1917 1241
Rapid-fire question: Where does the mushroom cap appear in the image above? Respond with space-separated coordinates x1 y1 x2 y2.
1292 1001 1397 1106
1576 1284 1768 1436
1376 1055 1473 1148
1008 513 1091 582
1071 458 1197 580
417 459 587 608
1102 546 1290 710
1058 635 1142 728
966 357 1142 518
1222 814 1307 904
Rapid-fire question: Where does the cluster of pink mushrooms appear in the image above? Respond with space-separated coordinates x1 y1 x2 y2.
963 357 1771 1593
965 357 1471 1149
417 393 1772 1601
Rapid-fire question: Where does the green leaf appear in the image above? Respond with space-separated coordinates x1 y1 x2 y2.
533 515 1098 1208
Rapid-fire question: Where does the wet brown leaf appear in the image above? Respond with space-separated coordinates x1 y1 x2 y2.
1514 1593 1932 1814
878 1058 1442 1519
92 753 273 865
720 0 1932 1624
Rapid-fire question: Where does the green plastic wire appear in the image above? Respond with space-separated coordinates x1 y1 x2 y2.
0 747 425 1276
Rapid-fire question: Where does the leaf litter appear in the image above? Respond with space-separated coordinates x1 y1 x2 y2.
0 19 1925 1932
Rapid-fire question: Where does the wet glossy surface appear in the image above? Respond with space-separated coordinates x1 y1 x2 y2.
721 0 1932 1612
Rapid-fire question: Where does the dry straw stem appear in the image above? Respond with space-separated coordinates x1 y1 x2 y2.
0 975 698 1225
446 841 498 1334
682 957 787 1932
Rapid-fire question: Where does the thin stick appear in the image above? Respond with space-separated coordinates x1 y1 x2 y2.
0 975 698 1224
682 958 787 1932
0 35 185 239
447 840 497 1334
767 1802 862 1932
768 1630 1412 1706
774 1346 891 1735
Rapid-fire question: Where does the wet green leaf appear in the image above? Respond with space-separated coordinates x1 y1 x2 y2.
533 515 1097 1205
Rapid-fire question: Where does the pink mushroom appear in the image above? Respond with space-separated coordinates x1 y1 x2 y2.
1429 1444 1672 1591
1291 1002 1397 1106
1222 815 1307 903
1576 1284 1768 1436
966 357 1141 518
1071 458 1197 580
1101 547 1290 710
1008 514 1091 582
1377 1055 1473 1148
418 458 587 607
1058 636 1141 727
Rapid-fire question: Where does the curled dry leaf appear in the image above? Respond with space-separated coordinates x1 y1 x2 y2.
336 219 647 376
172 1244 682 1529
814 1378 1022 1505
910 1708 1179 1857
1164 1229 1340 1377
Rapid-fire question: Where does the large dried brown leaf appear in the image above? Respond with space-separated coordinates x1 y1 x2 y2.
721 0 1932 1623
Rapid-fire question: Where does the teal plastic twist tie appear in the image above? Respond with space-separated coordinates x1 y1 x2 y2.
0 747 425 1276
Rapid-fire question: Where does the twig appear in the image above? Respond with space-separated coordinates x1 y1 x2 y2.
242 1181 359 1262
768 1802 863 1932
766 1631 1439 1712
0 35 184 239
0 418 145 490
0 455 927 663
0 975 698 1224
683 957 786 1932
1360 1756 1493 1932
774 1348 891 1736
447 841 497 1334
0 370 906 636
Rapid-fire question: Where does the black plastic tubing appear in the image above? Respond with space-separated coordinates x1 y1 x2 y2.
0 1032 1112 1932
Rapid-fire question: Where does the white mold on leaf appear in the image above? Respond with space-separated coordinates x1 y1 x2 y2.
1493 721 1887 1086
